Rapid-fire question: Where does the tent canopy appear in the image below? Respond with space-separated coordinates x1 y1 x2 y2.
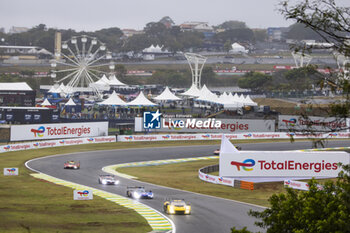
108 74 126 86
181 83 202 97
65 98 76 106
99 91 127 106
40 98 52 106
128 91 157 106
153 86 181 101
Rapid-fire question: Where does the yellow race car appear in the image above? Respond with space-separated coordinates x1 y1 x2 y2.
163 199 191 215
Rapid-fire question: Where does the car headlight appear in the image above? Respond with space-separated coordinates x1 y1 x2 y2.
149 193 153 198
169 206 175 214
102 180 107 185
114 180 119 185
133 192 141 199
185 206 191 213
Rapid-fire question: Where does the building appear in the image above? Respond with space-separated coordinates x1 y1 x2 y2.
9 26 29 34
122 29 144 38
0 82 36 107
267 27 289 41
179 22 213 32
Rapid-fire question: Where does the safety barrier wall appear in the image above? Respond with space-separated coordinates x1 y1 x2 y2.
118 132 350 142
198 164 235 187
0 136 116 153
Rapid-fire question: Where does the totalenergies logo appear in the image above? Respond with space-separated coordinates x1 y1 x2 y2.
162 135 170 140
329 133 337 137
59 140 65 144
282 118 297 126
31 126 45 137
77 190 89 197
87 138 94 142
7 168 16 173
230 159 255 171
202 134 210 139
125 136 133 141
4 145 10 150
244 133 252 138
33 143 39 147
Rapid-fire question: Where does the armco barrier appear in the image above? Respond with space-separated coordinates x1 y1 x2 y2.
117 132 350 142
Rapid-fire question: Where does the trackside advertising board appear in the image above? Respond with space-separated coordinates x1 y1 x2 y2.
278 115 348 132
219 151 349 177
4 168 18 176
198 170 234 187
73 190 93 200
135 115 275 133
10 122 108 141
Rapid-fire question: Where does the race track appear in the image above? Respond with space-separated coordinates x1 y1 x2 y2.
26 140 350 233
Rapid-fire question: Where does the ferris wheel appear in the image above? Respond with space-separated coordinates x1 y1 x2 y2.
50 35 115 98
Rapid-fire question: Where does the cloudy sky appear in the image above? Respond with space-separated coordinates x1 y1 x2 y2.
0 0 349 32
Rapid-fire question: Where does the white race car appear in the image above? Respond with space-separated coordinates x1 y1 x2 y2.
98 175 119 185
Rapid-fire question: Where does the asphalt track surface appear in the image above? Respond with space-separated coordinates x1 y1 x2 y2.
27 140 350 233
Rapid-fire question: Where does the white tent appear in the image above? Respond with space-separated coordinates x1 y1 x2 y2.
153 86 181 101
40 98 51 106
47 85 60 93
196 85 218 103
108 74 126 86
95 74 110 85
128 91 157 106
99 91 127 106
181 83 202 97
143 44 166 53
244 95 258 106
0 82 33 91
229 43 248 54
90 74 110 91
65 98 76 106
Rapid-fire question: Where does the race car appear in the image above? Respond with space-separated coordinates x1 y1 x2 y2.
64 160 80 169
98 175 119 185
214 146 241 155
126 186 153 199
163 199 191 215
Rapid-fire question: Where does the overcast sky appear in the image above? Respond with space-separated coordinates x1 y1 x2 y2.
0 0 349 32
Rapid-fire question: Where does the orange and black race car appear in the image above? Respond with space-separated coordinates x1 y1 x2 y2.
64 160 80 169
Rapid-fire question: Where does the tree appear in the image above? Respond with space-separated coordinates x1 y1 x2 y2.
215 28 255 43
217 20 247 30
287 23 323 41
281 0 350 56
231 165 350 233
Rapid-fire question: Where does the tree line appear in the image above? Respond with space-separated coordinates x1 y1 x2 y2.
0 18 325 54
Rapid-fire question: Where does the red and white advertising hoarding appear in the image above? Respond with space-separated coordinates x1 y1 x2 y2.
278 115 348 132
10 122 108 141
219 151 349 177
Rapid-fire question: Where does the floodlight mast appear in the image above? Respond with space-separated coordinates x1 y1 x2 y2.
291 51 312 68
334 52 350 80
184 53 207 89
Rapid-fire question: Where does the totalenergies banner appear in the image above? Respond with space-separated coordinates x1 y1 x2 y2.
198 169 234 187
118 132 350 142
135 116 274 133
219 151 349 177
0 136 116 153
10 122 108 141
278 115 348 132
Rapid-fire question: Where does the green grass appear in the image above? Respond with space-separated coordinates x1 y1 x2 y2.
117 159 285 207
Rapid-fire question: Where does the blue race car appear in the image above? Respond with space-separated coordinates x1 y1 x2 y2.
126 186 153 199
